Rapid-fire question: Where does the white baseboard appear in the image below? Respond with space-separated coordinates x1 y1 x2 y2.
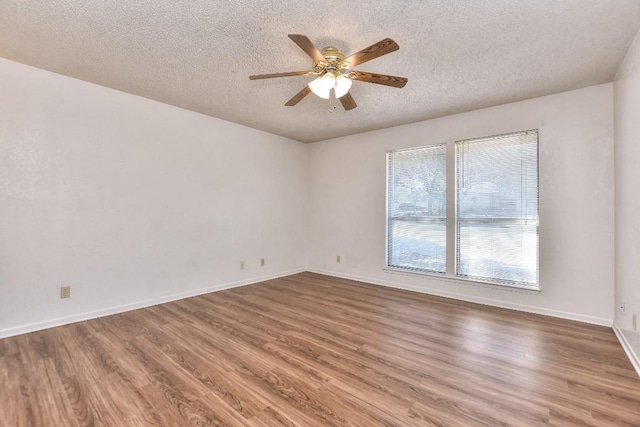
0 269 304 339
613 323 640 377
308 268 613 327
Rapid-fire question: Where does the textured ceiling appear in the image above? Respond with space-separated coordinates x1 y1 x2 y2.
1 1 639 143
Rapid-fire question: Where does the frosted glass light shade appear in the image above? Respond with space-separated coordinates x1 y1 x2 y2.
334 74 352 98
308 73 336 99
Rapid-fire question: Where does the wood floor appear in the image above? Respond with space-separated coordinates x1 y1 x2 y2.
1 272 639 426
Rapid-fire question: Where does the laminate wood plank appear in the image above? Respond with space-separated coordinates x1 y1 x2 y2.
604 363 640 380
144 302 186 324
160 321 243 373
261 341 333 386
224 292 362 352
124 338 248 426
272 366 408 427
0 353 34 427
59 374 102 426
139 325 270 419
359 341 608 424
329 341 551 425
62 357 136 426
67 323 121 377
169 309 278 376
233 288 369 350
415 369 551 425
231 365 348 427
312 382 408 427
591 411 640 427
174 299 275 349
99 372 163 426
1 271 639 426
190 300 284 345
45 332 106 426
565 380 640 424
257 281 536 366
85 323 154 390
23 358 80 427
137 304 172 326
405 399 511 427
263 339 415 416
250 405 300 427
136 382 194 426
89 310 148 340
360 338 541 392
548 407 599 427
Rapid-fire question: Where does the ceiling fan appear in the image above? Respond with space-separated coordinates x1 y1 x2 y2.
249 34 408 111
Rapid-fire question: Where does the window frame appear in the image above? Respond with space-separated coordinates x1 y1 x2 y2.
386 143 448 275
385 129 540 291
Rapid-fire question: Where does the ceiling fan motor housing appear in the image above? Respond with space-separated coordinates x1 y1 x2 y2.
319 46 346 63
314 46 351 74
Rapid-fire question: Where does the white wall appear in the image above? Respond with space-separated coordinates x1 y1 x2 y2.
308 84 615 325
0 56 621 340
614 30 640 370
0 58 308 337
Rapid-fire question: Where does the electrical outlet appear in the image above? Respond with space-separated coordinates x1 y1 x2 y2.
60 286 71 299
240 261 245 269
336 255 341 263
260 258 265 267
633 313 637 331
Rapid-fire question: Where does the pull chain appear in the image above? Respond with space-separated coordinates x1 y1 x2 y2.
328 88 337 113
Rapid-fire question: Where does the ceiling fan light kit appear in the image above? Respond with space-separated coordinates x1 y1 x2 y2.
308 71 352 99
249 34 408 111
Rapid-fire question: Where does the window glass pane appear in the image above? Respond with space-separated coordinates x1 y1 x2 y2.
456 130 539 287
457 221 538 284
457 133 538 219
388 144 446 273
389 219 446 273
389 145 446 219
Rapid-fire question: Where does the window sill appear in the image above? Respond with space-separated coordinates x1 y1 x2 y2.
382 267 541 294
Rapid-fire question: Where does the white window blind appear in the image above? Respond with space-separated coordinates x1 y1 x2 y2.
455 130 539 287
387 144 446 273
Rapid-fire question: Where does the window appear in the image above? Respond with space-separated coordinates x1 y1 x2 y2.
387 130 539 289
456 131 539 286
387 144 447 273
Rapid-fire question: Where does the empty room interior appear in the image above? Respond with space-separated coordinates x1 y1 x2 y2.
2 1 640 426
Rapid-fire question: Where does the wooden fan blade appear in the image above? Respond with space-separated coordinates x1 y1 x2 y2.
349 71 408 88
342 38 399 68
249 71 310 80
285 86 311 106
288 34 326 64
339 92 357 111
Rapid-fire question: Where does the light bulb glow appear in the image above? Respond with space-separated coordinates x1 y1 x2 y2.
334 74 352 98
308 72 336 99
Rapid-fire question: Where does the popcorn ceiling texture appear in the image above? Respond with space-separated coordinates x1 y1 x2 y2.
1 0 639 143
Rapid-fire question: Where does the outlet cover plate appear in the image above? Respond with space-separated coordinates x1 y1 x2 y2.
60 286 71 299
